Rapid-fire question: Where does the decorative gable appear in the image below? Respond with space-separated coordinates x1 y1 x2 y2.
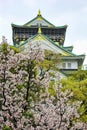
24 10 54 27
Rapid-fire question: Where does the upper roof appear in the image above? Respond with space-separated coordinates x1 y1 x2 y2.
11 10 67 29
24 10 55 27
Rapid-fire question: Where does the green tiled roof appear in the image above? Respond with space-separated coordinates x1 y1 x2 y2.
11 10 67 29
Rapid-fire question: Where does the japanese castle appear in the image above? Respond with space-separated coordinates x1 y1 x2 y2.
11 10 85 76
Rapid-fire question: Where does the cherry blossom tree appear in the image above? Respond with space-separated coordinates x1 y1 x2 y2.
0 42 27 129
30 80 87 130
0 38 87 130
0 40 49 130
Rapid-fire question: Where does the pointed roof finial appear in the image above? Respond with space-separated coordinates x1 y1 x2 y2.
38 26 42 34
37 9 41 16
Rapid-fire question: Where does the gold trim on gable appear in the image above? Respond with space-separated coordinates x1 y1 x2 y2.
62 52 70 56
34 35 45 41
25 24 30 26
36 17 42 20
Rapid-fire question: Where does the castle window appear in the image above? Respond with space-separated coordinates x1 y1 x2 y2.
62 62 66 69
68 62 71 69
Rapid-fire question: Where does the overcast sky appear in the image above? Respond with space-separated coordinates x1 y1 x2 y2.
0 0 87 64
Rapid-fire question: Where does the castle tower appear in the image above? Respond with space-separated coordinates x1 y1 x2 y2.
11 10 85 76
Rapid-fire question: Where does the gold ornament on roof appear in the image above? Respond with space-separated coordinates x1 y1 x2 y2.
38 9 41 16
38 26 42 34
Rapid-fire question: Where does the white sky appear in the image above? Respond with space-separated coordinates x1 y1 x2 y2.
0 0 87 64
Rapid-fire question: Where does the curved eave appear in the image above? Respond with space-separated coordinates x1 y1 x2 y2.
55 25 68 29
61 55 85 60
62 55 85 66
11 23 67 30
41 26 67 30
63 46 73 49
11 23 30 28
63 46 73 52
54 45 75 56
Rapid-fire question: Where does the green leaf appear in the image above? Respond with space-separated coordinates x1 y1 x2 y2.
2 125 12 130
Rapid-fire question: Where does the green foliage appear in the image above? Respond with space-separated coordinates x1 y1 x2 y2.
9 67 17 74
2 125 12 130
61 69 87 122
23 110 34 119
40 59 53 71
39 49 61 81
16 84 24 91
44 49 61 62
48 81 56 97
40 49 61 71
0 43 19 54
80 115 87 122
10 45 19 53
73 88 86 100
71 69 87 81
0 43 8 55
